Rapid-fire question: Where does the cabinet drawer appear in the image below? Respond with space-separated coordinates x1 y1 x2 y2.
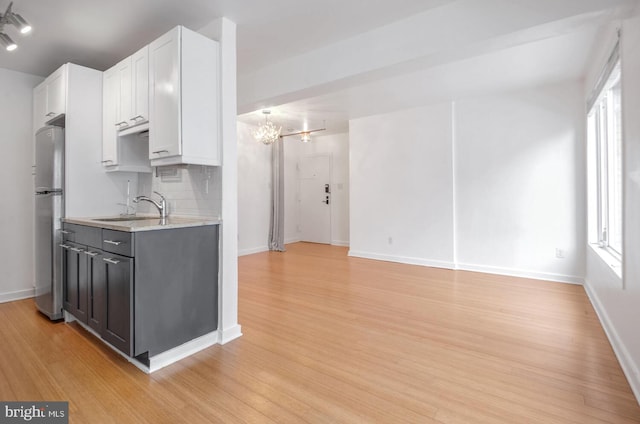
62 223 101 247
102 229 134 257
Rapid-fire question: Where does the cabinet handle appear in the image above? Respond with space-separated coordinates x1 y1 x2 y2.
101 160 113 164
115 121 129 127
131 115 144 122
103 240 122 246
69 247 84 253
59 229 72 235
152 150 169 154
103 258 121 265
46 112 56 117
59 243 71 249
84 251 99 257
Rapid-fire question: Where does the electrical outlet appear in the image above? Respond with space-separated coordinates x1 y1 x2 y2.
555 248 565 259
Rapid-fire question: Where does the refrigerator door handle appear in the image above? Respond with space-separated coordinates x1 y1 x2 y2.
35 188 63 195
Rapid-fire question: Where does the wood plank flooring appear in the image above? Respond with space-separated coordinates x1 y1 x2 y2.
1 242 639 423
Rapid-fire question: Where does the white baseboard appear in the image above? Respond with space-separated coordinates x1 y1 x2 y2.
0 288 35 304
331 240 350 247
456 262 584 285
218 324 243 345
66 310 221 374
583 282 640 404
285 237 301 244
348 250 455 270
347 251 583 285
147 331 219 373
238 246 269 256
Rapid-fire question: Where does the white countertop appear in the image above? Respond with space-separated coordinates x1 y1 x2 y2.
63 215 221 232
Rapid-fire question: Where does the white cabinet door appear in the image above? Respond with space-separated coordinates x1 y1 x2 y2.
130 46 149 125
45 66 66 120
102 66 119 166
33 82 47 130
149 28 181 159
116 57 132 130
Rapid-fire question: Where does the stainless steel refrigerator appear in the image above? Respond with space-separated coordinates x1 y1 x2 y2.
34 126 65 320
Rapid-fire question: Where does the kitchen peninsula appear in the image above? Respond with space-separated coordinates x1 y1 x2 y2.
61 215 220 372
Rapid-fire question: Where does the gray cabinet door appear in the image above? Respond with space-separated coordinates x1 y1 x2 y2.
62 241 88 323
102 252 133 355
86 249 106 334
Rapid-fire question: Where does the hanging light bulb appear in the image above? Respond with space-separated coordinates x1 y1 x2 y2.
253 110 281 145
300 132 311 143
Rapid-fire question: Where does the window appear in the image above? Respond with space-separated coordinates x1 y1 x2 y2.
587 55 622 259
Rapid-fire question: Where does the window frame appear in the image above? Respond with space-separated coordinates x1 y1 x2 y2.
588 56 623 262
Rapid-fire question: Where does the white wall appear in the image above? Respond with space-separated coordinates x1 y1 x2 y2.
349 82 585 282
583 13 640 401
0 68 44 302
455 84 585 282
350 103 455 267
237 121 271 255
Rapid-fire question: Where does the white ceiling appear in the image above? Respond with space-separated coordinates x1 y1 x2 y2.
1 0 638 134
0 0 453 77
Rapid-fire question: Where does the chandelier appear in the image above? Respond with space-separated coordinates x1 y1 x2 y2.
253 110 281 145
0 2 32 52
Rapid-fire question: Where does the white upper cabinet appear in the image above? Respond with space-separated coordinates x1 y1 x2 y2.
102 66 119 166
45 66 66 122
149 26 220 166
33 82 47 131
102 62 151 173
101 46 152 172
130 46 149 125
116 57 132 130
33 65 67 126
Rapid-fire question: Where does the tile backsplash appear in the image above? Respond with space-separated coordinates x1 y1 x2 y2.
136 165 221 218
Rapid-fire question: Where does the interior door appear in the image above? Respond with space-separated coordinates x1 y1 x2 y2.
299 155 331 244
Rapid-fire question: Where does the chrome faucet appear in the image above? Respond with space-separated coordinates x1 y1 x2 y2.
133 191 168 219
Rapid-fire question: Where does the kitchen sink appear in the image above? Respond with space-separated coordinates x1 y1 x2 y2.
93 216 158 222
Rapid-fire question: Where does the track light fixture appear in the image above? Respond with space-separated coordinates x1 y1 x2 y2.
0 2 31 52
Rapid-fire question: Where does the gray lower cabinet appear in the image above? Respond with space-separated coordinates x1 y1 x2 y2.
61 222 218 362
62 224 134 356
61 241 88 322
101 252 133 355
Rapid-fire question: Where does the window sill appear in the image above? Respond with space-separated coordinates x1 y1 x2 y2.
589 243 622 279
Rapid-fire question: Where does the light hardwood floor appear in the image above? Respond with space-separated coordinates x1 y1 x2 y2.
1 242 639 423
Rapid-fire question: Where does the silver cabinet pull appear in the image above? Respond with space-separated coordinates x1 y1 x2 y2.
46 112 56 117
59 243 71 249
101 160 113 164
103 258 121 265
59 229 72 235
69 247 84 253
115 121 129 127
103 240 122 246
131 115 144 122
84 251 99 257
152 149 169 154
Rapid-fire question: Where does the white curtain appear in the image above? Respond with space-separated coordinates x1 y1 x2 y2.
268 138 286 251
